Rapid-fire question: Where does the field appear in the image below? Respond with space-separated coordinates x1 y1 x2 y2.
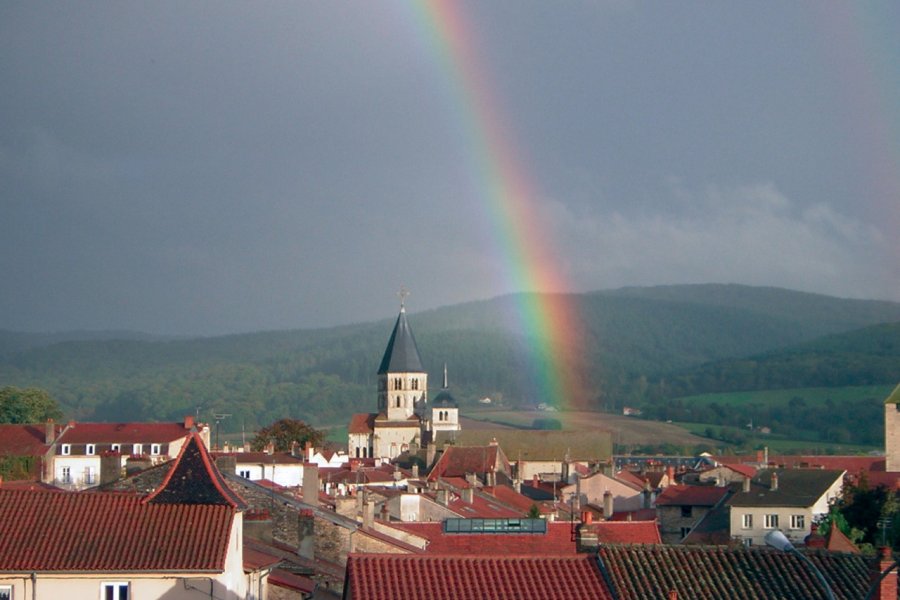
671 384 895 409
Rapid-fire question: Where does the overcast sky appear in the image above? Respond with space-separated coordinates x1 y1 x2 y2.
2 2 898 335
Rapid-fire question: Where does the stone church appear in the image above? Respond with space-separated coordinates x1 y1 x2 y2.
348 299 460 460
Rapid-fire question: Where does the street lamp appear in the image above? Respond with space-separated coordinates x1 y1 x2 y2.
765 529 836 600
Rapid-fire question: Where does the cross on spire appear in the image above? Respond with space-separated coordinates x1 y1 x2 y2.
398 286 410 312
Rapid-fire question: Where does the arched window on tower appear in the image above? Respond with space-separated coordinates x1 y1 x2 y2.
411 379 418 390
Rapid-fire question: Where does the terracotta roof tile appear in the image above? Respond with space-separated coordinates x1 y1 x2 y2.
345 554 613 600
427 445 508 481
58 421 192 444
580 521 662 544
655 484 730 507
390 522 579 555
0 488 233 572
0 424 51 456
348 413 376 434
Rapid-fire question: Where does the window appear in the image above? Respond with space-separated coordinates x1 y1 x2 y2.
61 444 71 456
680 527 691 538
742 514 753 529
111 443 121 453
84 467 96 485
764 514 779 529
132 444 142 455
681 506 693 518
0 584 11 600
102 582 129 600
791 514 805 529
60 466 71 484
86 444 95 455
150 444 161 456
411 378 418 390
239 469 251 479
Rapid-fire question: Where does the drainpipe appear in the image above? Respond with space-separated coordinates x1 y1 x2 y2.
31 571 36 600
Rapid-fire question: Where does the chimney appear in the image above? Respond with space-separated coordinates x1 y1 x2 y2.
770 472 779 491
302 464 319 506
183 415 194 430
305 441 314 462
411 464 419 478
603 490 614 520
363 501 375 528
265 441 275 455
533 474 539 488
436 489 448 506
582 510 593 525
298 509 316 560
487 469 496 488
666 465 675 487
642 480 653 509
756 450 764 464
743 475 751 493
461 486 474 504
871 547 898 600
45 419 56 444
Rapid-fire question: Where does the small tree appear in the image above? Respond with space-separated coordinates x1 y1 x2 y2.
0 387 63 424
251 418 324 452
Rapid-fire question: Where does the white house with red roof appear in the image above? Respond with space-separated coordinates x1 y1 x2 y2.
0 431 265 600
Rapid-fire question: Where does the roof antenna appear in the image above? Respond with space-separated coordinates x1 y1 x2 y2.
398 286 410 312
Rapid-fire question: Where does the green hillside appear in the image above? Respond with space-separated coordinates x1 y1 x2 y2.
0 284 898 436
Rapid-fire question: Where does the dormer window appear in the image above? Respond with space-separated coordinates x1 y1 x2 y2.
132 444 142 455
61 444 71 456
151 444 161 456
86 444 95 456
111 444 121 453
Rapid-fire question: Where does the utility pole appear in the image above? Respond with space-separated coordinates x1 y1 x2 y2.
213 412 232 450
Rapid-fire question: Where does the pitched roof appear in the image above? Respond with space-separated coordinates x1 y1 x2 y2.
580 520 662 544
378 309 424 374
0 488 234 572
885 382 900 404
728 468 844 508
58 421 192 444
597 544 871 600
348 413 376 434
655 484 730 507
0 424 51 456
145 432 247 509
456 429 613 461
389 521 578 555
344 554 613 600
427 445 509 482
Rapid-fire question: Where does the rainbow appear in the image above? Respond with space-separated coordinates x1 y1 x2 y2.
404 1 590 408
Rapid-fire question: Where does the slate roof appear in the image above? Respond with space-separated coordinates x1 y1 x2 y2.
344 554 614 600
728 468 844 508
145 432 247 509
597 544 871 600
0 488 234 572
655 484 730 507
377 309 424 374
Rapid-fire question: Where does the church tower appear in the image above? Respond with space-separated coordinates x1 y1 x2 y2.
377 292 427 422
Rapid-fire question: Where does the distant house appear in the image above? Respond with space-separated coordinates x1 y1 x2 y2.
655 484 731 544
0 418 207 490
0 432 264 600
728 468 844 547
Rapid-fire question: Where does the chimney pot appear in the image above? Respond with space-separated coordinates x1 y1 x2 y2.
183 415 194 430
771 472 779 491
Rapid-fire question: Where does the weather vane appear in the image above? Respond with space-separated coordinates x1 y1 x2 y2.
398 286 410 311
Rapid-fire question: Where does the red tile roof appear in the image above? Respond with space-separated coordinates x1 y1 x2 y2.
427 445 508 482
655 484 729 507
58 421 192 444
390 522 579 555
0 488 234 572
580 520 661 544
345 554 613 600
483 484 548 515
348 413 376 434
0 424 51 456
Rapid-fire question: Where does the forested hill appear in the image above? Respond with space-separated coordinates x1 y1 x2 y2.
1 284 899 431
